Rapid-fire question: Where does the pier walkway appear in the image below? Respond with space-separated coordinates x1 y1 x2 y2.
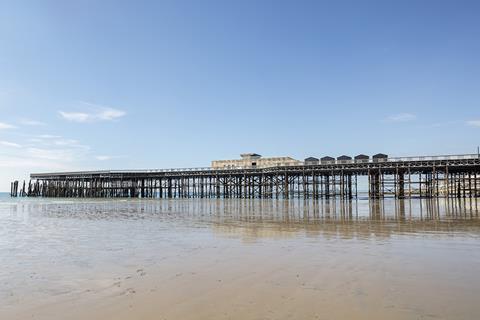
11 154 480 199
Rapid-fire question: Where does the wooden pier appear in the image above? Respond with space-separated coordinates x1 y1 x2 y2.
11 154 480 199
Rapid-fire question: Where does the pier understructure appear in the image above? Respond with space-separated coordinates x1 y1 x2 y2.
11 155 480 199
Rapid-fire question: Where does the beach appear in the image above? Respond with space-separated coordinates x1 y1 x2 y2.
1 197 480 319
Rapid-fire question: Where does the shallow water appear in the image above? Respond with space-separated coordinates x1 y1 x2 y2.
1 196 480 319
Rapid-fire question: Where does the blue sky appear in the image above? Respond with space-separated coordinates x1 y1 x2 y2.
0 0 480 190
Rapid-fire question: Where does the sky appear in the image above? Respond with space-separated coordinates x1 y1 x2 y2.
0 0 480 191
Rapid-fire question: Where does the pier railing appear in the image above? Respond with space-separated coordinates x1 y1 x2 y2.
387 153 479 162
15 153 480 199
28 153 480 178
132 153 480 171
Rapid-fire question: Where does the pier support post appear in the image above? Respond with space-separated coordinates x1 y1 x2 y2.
347 174 352 199
325 175 330 199
398 171 405 199
369 171 380 199
284 173 289 199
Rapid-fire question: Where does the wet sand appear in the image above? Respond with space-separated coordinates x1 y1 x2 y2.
1 198 480 319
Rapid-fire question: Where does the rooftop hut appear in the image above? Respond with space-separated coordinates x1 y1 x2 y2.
240 153 262 160
320 156 335 165
304 157 319 165
354 154 369 163
337 155 353 164
372 153 388 163
239 153 262 167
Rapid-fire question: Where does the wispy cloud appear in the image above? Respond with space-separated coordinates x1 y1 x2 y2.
0 156 73 170
95 155 113 161
95 155 125 161
0 133 94 188
96 108 126 121
26 147 80 161
466 120 480 127
58 111 90 122
19 118 46 126
417 120 462 129
59 102 126 123
0 140 21 148
0 122 16 129
386 113 417 122
27 135 64 144
36 134 62 139
23 137 90 162
3 134 91 164
27 135 88 149
53 138 79 146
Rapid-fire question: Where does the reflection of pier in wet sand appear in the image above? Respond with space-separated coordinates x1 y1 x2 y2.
15 197 480 240
2 197 480 320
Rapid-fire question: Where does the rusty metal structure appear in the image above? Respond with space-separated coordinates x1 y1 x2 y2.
11 154 480 199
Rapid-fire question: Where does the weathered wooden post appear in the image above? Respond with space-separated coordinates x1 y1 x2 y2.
347 174 352 199
398 171 405 199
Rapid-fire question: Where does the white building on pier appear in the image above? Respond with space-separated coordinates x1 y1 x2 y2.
211 153 301 169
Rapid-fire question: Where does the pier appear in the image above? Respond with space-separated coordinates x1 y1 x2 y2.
11 154 480 199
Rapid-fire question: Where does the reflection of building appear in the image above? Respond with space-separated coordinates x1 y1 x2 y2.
211 153 301 169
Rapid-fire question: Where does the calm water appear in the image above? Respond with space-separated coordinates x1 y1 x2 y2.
1 195 480 319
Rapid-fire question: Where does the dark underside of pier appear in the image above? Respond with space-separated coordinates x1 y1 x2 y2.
11 158 480 199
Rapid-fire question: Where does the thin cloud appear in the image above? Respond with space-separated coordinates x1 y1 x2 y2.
0 134 92 186
26 144 90 162
19 118 46 126
53 139 79 146
95 155 125 161
58 111 90 122
466 120 480 127
0 122 16 129
27 135 89 150
95 155 113 161
0 140 21 148
417 120 462 129
96 108 126 121
7 134 91 162
27 135 63 144
386 113 417 122
59 102 126 123
36 134 62 139
27 147 74 161
0 156 72 169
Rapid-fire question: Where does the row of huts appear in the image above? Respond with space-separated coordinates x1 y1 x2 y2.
304 153 388 165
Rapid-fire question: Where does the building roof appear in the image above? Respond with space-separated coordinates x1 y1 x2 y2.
354 154 369 159
337 155 352 160
372 153 388 158
304 157 319 161
240 153 261 158
321 156 335 161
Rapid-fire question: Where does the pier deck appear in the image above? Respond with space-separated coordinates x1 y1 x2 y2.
11 154 480 199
